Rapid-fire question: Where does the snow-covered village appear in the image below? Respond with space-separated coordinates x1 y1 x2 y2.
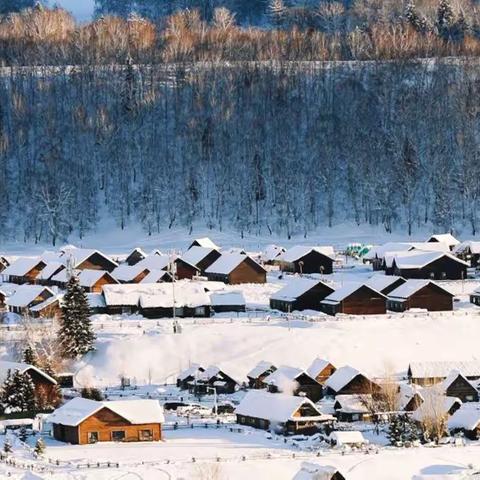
5 0 480 479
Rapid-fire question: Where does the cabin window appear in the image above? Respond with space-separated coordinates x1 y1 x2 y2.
195 307 205 316
466 395 474 401
87 432 98 444
112 430 126 442
352 414 360 421
139 429 153 441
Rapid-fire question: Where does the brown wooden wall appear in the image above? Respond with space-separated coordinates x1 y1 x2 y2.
77 253 116 273
229 259 266 284
396 257 467 280
175 259 199 280
313 364 337 384
407 285 453 311
340 287 386 315
88 274 117 293
336 374 379 395
281 251 333 275
446 376 479 402
197 250 222 274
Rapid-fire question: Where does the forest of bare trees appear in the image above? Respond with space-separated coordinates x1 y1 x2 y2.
0 4 480 243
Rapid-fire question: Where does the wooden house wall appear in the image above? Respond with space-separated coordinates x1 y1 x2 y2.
295 374 323 402
271 283 334 313
53 423 79 444
229 259 266 285
126 251 145 266
313 364 337 384
340 287 386 315
335 374 379 395
407 285 453 311
396 257 467 280
281 251 333 275
76 253 116 273
446 376 479 402
196 250 222 274
86 275 117 294
175 260 199 280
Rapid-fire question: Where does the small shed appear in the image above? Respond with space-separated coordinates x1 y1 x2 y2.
246 361 277 389
277 246 334 274
333 395 372 422
329 430 368 448
210 291 246 313
427 233 460 250
325 366 380 396
387 280 454 312
205 253 266 285
49 397 164 444
270 278 334 313
448 403 480 440
320 283 386 316
124 248 147 266
293 462 346 480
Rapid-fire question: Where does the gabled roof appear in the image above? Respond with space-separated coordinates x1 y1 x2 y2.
0 361 56 385
427 233 460 247
262 365 304 386
448 403 480 431
181 247 217 267
246 361 276 380
261 244 286 262
306 358 333 379
7 285 54 308
49 397 164 427
278 245 334 263
325 366 364 393
235 390 324 423
409 361 480 379
78 270 117 288
441 370 475 391
126 247 147 259
136 254 171 271
178 364 204 381
60 247 118 269
363 242 413 261
190 237 219 250
205 253 266 275
412 392 461 422
140 269 170 284
139 282 210 309
271 278 333 303
35 262 65 281
364 275 405 293
388 280 453 300
393 251 468 270
30 295 60 313
454 240 480 255
334 394 371 414
2 257 45 277
111 264 150 282
409 242 451 253
321 283 385 305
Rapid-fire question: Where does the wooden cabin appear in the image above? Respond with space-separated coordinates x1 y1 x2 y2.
210 291 246 313
0 361 58 407
364 275 406 296
320 283 386 316
263 366 323 402
205 253 266 285
387 280 454 312
50 397 164 445
181 247 221 275
176 364 205 390
187 366 237 395
112 265 151 284
441 371 479 403
60 247 118 273
270 278 334 313
454 241 480 268
325 366 380 396
6 285 56 316
188 237 220 250
427 233 460 250
35 262 66 286
2 257 47 284
333 395 372 422
392 252 468 280
174 258 200 280
235 390 333 435
448 404 480 440
408 361 480 386
125 248 147 266
246 361 277 389
306 358 336 385
363 242 413 271
78 270 119 293
277 246 334 274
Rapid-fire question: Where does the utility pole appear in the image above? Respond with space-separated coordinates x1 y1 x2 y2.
169 251 177 327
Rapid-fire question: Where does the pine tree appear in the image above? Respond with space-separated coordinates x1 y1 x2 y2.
22 345 38 366
436 0 454 40
388 413 420 446
59 275 95 359
268 0 286 27
34 438 45 456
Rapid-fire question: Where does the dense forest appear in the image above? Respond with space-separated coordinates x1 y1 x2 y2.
0 5 479 244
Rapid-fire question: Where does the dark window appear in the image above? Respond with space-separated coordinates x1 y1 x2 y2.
88 432 98 444
112 430 126 442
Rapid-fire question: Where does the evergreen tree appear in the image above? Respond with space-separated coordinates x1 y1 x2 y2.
436 0 454 40
268 0 286 27
81 387 104 401
3 438 12 454
0 370 34 413
34 438 45 456
58 275 95 359
404 1 420 30
388 413 420 446
22 345 38 366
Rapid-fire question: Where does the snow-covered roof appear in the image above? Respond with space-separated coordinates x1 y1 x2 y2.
30 295 60 313
35 262 65 281
235 390 323 423
412 393 461 422
60 247 118 269
364 275 405 293
388 280 453 300
325 366 363 393
178 364 204 381
261 245 286 262
441 370 474 391
181 247 217 267
77 270 115 288
454 240 480 255
49 397 164 427
409 361 480 379
112 264 150 282
278 246 335 263
334 394 371 414
293 462 342 480
262 365 304 386
428 233 460 247
321 283 384 305
448 403 480 431
271 278 331 303
191 237 220 250
210 291 245 306
205 253 265 275
136 254 171 271
363 242 413 261
86 293 106 309
306 358 333 379
139 282 210 309
329 430 367 445
126 247 147 258
394 251 468 270
0 361 56 385
2 257 44 277
409 242 451 253
140 269 169 284
399 383 424 410
246 361 276 380
6 285 54 308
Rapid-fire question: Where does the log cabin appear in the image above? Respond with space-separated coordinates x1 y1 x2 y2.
262 366 323 402
187 366 238 395
0 361 58 407
454 241 480 268
448 404 480 440
111 264 151 284
60 247 118 273
78 270 119 293
176 364 205 390
270 278 334 313
210 291 246 313
6 285 56 316
205 253 267 285
124 248 147 266
320 283 387 316
2 257 47 284
276 246 334 274
441 371 479 403
364 275 406 296
235 390 333 435
50 397 165 444
181 247 222 275
306 358 336 385
333 395 372 422
408 361 480 386
188 237 220 250
387 280 454 312
174 258 201 280
391 251 468 280
246 361 277 389
324 366 380 396
427 233 460 250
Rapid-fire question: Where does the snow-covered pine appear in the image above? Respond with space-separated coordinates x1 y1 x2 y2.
1 369 36 413
34 437 45 456
59 275 95 359
22 345 38 367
